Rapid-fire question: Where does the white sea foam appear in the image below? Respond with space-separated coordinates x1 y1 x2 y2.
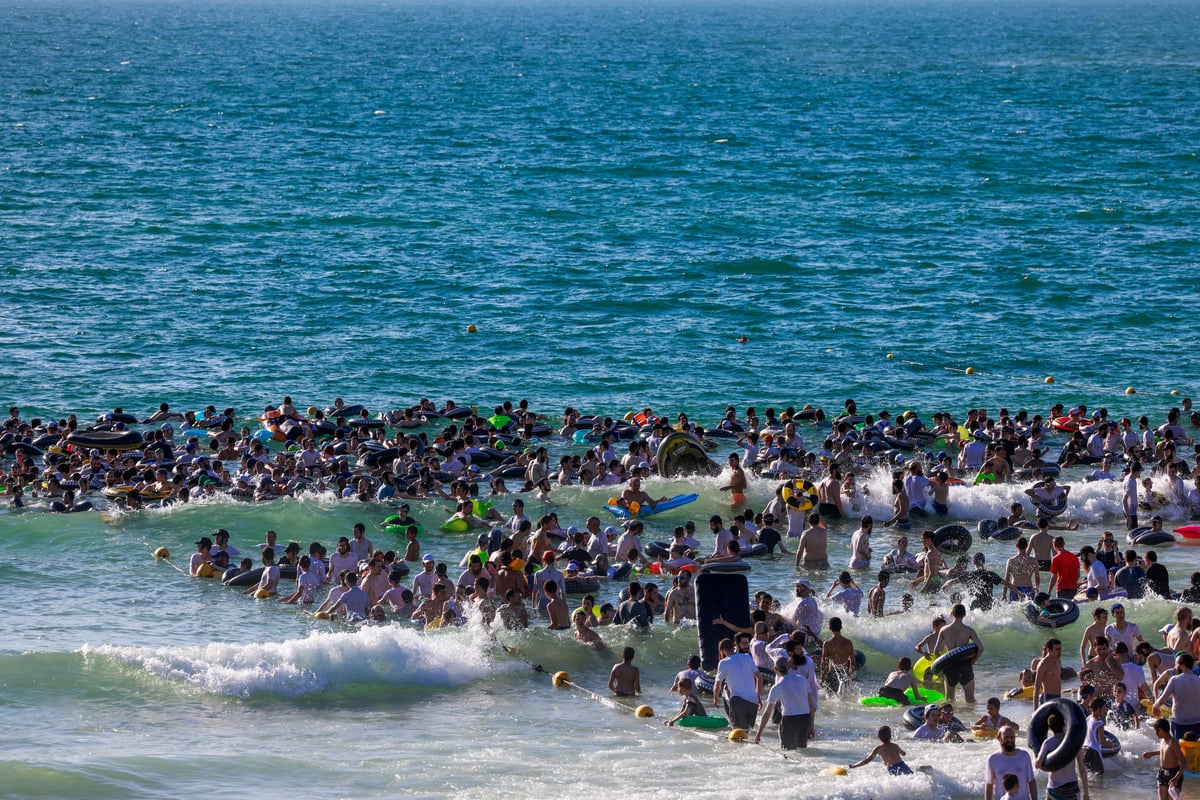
83 623 504 698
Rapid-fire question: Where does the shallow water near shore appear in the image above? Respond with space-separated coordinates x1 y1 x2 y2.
3 0 1200 797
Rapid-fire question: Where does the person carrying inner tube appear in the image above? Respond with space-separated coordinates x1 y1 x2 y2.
1033 708 1090 800
933 603 984 704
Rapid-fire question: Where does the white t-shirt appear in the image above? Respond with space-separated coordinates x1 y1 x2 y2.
985 750 1035 800
764 673 811 716
1086 559 1109 590
1122 474 1139 513
904 474 931 508
1104 621 1141 653
1159 671 1200 725
297 570 321 603
716 652 760 704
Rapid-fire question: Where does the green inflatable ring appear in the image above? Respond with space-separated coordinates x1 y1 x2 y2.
677 715 729 729
860 688 945 708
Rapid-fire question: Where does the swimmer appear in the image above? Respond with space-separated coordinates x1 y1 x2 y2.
719 452 748 507
609 646 641 697
1141 718 1184 800
849 725 923 775
664 676 707 726
974 697 1019 734
573 609 606 649
878 657 924 706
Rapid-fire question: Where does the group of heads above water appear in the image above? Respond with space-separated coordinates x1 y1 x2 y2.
1 396 1198 527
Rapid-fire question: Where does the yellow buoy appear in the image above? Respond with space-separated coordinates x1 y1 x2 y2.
1126 387 1136 395
728 728 748 742
253 588 271 599
552 671 571 688
1044 376 1055 384
623 411 635 421
1171 390 1181 396
466 324 477 333
886 353 894 359
965 367 976 375
315 611 331 620
153 547 170 559
635 705 654 718
829 766 849 776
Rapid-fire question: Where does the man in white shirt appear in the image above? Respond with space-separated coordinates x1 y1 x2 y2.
984 726 1037 800
752 657 813 750
714 636 761 731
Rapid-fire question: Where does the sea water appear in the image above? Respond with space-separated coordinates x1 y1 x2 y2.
2 0 1199 797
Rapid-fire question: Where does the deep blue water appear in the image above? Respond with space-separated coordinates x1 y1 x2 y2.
1 3 1199 797
2 0 1197 418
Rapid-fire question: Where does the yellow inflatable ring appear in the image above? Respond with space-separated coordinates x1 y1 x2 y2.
781 479 818 512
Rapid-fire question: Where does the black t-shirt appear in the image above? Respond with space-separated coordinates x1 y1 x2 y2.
960 568 1004 610
1146 563 1171 597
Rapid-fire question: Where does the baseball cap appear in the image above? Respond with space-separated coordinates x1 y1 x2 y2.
195 537 213 547
422 553 434 563
794 578 811 589
566 560 580 571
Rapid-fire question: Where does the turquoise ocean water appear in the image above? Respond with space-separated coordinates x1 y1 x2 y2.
2 0 1199 798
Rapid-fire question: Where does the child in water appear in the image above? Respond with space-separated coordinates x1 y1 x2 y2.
848 725 914 775
664 677 708 726
878 658 924 706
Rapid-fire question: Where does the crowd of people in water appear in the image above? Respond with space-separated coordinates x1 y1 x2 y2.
6 395 1200 797
1 397 1199 517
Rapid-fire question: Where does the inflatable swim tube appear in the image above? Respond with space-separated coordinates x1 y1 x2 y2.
781 479 818 513
644 541 671 558
699 560 750 573
657 432 719 478
1013 466 1061 481
860 687 945 708
1028 697 1086 771
564 576 601 594
990 525 1022 541
223 565 299 588
1024 598 1079 628
1128 527 1175 546
931 642 978 676
932 524 972 554
903 704 967 732
1031 484 1069 517
326 403 367 418
1139 491 1169 511
66 430 145 452
678 715 729 729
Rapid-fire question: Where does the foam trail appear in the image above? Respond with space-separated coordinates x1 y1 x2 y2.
83 623 503 698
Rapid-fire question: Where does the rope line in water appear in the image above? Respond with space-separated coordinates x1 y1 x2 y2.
892 356 1176 397
532 664 794 760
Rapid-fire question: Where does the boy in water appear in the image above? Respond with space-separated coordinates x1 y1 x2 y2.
868 571 890 616
849 725 915 775
664 676 707 725
609 646 641 697
1141 718 1184 800
573 609 606 649
878 657 924 705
